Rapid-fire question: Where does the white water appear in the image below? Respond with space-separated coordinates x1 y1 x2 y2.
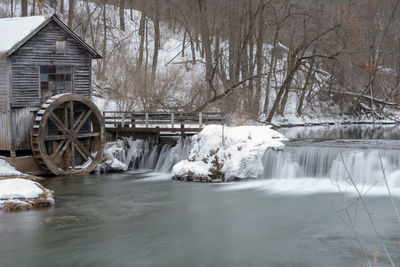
104 135 400 196
133 138 191 173
220 146 400 196
262 146 400 183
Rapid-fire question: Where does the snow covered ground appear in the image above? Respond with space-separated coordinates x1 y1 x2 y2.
0 159 22 176
172 125 287 182
0 178 55 211
0 159 53 211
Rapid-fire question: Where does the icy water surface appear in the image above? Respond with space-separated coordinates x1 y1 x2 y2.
0 172 399 266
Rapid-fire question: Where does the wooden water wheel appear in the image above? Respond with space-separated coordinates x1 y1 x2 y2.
31 94 105 175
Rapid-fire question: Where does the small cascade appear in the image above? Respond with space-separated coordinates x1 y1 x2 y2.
262 145 400 187
133 138 191 172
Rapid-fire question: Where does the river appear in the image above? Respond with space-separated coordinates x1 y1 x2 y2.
1 124 400 266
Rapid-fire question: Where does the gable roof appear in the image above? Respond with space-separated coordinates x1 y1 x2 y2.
0 14 101 59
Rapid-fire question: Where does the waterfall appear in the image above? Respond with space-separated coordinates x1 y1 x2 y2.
262 145 400 187
132 138 191 173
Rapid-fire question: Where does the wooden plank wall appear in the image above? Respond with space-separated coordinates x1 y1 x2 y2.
0 112 10 150
10 20 91 107
0 57 8 111
10 107 35 150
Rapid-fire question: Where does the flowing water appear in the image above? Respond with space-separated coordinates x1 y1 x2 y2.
1 124 400 266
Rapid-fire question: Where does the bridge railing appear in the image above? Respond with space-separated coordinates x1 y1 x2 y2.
103 111 228 129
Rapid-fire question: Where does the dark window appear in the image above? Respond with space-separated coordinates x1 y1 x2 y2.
40 66 72 99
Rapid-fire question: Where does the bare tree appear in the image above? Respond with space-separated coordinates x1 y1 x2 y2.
21 0 27 16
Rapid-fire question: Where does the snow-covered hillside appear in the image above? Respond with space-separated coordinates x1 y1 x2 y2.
1 1 399 125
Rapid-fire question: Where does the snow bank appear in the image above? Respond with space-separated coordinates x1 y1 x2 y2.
172 125 287 181
0 179 55 211
0 159 22 176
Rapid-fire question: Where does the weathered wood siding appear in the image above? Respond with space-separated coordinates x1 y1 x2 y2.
10 20 91 107
10 107 36 150
0 57 8 111
0 112 10 150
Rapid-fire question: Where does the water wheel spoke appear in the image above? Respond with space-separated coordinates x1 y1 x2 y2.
50 112 69 134
74 110 92 133
52 139 72 164
72 110 88 130
70 100 74 130
64 103 68 128
50 139 66 158
70 142 75 170
76 132 100 138
44 135 68 141
73 139 91 161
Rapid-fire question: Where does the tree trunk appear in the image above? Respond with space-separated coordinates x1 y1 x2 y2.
182 30 186 57
138 12 146 69
297 60 315 115
266 57 301 123
151 4 160 86
197 0 213 93
31 0 35 15
119 0 125 31
68 0 75 28
278 52 293 115
101 2 107 80
21 0 27 16
254 4 265 114
60 0 64 14
187 31 196 64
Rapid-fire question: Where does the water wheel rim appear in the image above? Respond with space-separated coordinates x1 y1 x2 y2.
33 94 105 175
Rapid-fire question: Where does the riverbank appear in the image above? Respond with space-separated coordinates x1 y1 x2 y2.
0 178 55 211
0 159 54 211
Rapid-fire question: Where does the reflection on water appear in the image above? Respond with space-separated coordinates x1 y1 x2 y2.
0 172 399 267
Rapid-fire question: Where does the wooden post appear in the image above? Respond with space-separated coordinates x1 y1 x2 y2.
121 113 125 127
132 118 136 140
132 118 136 129
180 123 185 139
155 126 160 144
171 113 174 128
199 112 203 128
145 113 149 128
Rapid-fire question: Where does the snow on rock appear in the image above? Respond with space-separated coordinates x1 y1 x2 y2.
0 179 55 211
172 125 287 181
97 138 145 172
172 160 210 181
0 15 49 54
0 159 22 176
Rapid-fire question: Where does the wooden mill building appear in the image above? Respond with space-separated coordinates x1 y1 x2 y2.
0 14 101 158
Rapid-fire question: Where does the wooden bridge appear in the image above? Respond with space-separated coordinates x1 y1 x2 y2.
103 111 227 141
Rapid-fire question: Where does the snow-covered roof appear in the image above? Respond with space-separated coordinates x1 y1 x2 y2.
0 14 101 58
0 15 50 54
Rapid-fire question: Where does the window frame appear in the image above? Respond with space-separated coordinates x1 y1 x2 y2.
39 65 73 100
56 40 67 54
